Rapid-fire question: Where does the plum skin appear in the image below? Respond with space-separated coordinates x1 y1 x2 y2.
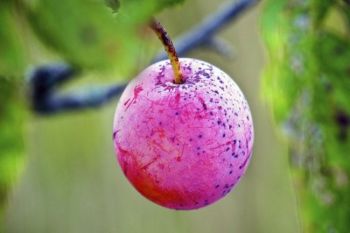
113 58 254 210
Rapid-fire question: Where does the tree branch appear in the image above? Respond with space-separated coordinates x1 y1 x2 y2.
153 0 258 62
29 0 259 115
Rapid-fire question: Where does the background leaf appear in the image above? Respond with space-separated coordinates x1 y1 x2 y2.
24 0 185 77
0 2 27 78
0 77 25 221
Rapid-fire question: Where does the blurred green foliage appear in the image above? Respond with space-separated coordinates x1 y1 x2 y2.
0 0 185 77
0 0 184 223
261 0 350 232
0 77 25 222
0 3 26 78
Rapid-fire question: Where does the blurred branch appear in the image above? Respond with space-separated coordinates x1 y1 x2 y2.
28 64 127 114
29 0 259 115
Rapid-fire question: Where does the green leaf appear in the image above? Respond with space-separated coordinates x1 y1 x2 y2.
25 0 186 77
310 0 334 26
155 0 185 10
0 77 26 215
0 2 27 77
26 0 134 75
260 0 287 52
105 0 120 12
120 0 185 11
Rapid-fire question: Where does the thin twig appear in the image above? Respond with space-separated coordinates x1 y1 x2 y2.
150 18 183 84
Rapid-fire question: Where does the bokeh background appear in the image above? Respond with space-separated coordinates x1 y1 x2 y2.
3 1 302 232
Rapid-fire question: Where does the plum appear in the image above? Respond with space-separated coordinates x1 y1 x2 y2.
113 58 254 210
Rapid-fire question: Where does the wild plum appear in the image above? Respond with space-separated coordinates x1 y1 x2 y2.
113 58 254 210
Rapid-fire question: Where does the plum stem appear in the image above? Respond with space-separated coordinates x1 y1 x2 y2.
150 19 183 84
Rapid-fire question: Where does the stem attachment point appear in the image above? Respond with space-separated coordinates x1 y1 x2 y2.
150 19 183 84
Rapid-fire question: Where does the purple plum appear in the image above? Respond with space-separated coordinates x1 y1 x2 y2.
113 58 254 210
